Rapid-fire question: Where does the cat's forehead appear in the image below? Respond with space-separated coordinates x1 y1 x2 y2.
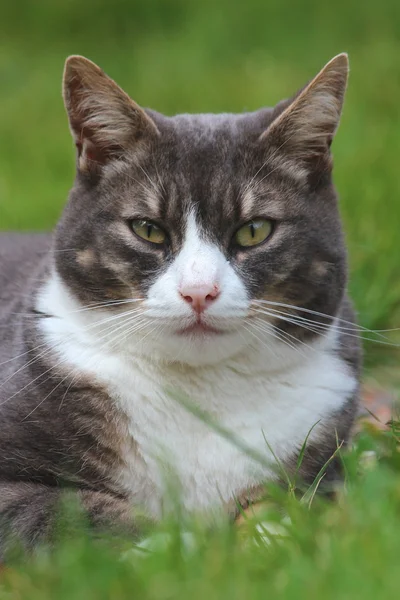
111 107 299 231
146 108 276 141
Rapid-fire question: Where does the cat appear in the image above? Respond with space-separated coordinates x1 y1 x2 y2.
0 53 361 558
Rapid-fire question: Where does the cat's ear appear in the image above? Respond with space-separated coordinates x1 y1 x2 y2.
63 56 159 173
261 53 349 172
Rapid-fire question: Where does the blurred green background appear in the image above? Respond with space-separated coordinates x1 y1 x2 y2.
0 0 399 371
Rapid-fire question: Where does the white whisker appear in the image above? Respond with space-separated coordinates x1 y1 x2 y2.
0 307 145 390
250 318 308 356
17 311 152 418
68 298 142 314
252 316 315 357
136 163 161 196
251 303 400 348
251 308 323 337
241 130 300 199
240 322 279 359
152 159 167 198
252 299 399 336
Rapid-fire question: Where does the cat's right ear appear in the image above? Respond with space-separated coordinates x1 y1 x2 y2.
63 56 159 174
261 54 349 175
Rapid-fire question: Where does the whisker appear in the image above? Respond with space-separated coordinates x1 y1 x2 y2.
0 301 143 367
241 130 300 199
250 318 309 357
241 322 279 359
0 343 67 392
251 308 323 337
136 163 161 196
252 300 400 339
58 370 81 413
152 159 167 198
252 303 359 335
252 305 337 334
68 299 142 314
22 373 73 420
251 305 400 348
8 299 141 319
0 307 144 388
107 317 150 350
0 355 70 408
85 310 148 348
121 171 156 197
15 312 151 416
251 319 298 351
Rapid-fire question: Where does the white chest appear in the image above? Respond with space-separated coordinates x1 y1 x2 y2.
99 348 356 517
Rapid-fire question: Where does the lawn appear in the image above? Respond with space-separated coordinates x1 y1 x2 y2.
1 0 400 596
2 427 400 599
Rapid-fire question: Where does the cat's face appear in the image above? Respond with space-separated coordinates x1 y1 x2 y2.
54 55 348 366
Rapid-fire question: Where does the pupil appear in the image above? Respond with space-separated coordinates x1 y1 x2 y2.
147 224 152 238
250 223 255 238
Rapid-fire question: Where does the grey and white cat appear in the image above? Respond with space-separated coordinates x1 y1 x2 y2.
0 53 361 557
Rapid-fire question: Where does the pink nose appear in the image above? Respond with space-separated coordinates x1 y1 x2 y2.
180 284 220 314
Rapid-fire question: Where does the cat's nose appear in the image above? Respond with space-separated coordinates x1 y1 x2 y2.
179 284 220 314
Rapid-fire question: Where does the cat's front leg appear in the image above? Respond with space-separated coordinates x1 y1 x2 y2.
0 482 150 561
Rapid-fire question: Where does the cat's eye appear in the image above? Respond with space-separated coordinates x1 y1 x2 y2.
235 219 273 248
130 220 166 246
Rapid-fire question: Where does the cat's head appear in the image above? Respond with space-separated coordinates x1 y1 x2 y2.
54 54 349 366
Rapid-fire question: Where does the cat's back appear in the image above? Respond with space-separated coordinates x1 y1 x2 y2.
0 233 51 304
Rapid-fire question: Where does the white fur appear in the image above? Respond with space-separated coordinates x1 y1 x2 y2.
144 212 250 365
36 214 357 519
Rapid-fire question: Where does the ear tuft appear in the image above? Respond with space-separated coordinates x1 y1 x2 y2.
63 56 158 172
262 53 349 169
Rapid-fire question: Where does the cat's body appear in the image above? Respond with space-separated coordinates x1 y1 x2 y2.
0 54 361 556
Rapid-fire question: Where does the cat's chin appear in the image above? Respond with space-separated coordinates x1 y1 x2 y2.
175 322 224 336
133 327 248 367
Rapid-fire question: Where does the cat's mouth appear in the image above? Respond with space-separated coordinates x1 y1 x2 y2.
176 321 223 336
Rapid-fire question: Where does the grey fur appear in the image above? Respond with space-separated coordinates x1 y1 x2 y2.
0 54 361 558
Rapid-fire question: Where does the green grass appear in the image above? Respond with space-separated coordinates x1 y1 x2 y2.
1 0 400 596
2 427 400 599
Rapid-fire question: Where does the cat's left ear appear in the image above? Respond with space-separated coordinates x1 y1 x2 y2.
63 56 159 174
261 53 349 171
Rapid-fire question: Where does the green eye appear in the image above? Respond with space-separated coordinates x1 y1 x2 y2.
131 220 166 245
235 219 273 248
